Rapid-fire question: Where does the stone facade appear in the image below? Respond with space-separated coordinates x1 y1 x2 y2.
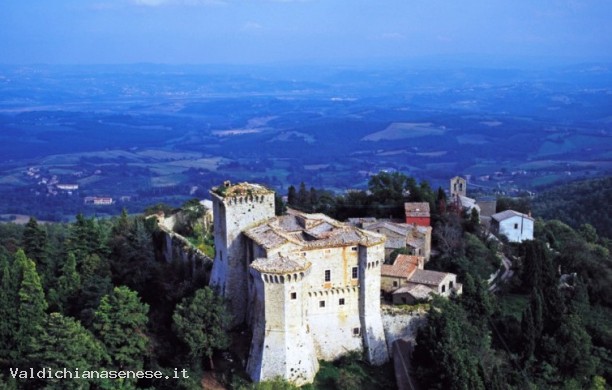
450 176 467 198
352 220 432 261
208 182 389 385
381 254 462 304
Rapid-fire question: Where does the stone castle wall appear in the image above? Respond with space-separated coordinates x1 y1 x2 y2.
155 222 213 278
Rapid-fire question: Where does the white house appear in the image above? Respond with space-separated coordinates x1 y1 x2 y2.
491 210 534 243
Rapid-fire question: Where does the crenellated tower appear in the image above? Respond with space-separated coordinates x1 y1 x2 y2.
247 255 318 385
209 181 276 325
358 243 388 364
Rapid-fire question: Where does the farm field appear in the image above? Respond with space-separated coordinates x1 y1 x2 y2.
0 63 610 220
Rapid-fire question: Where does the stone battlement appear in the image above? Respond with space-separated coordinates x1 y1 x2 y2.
212 181 274 199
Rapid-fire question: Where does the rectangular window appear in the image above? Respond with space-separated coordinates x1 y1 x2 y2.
352 267 358 279
339 298 345 305
324 270 331 282
352 327 360 336
319 300 325 308
351 246 358 251
393 281 398 287
291 292 297 300
514 223 519 229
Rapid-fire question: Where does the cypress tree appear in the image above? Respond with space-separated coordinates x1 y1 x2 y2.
14 249 48 363
287 185 297 206
21 217 50 288
55 252 81 313
297 182 309 208
520 305 536 362
530 288 544 344
0 254 18 360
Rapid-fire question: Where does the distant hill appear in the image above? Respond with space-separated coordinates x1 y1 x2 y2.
532 177 612 238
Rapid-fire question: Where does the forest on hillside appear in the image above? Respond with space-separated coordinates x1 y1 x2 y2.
532 177 612 239
0 174 611 389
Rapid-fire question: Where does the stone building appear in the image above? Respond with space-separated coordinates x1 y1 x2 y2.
450 176 481 217
209 181 389 385
450 176 467 198
381 254 462 305
348 219 432 261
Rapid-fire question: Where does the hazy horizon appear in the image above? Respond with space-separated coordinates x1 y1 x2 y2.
1 1 611 67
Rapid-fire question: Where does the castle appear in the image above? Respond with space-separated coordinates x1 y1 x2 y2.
208 181 389 385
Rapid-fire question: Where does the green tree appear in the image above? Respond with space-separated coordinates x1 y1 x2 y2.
34 312 108 389
369 171 406 204
521 305 537 362
14 249 48 362
93 286 150 371
579 223 599 244
297 182 310 209
547 314 597 385
53 252 81 312
173 287 230 369
275 193 287 216
459 274 495 331
21 217 51 287
413 297 486 390
0 253 18 361
436 186 447 214
287 185 297 206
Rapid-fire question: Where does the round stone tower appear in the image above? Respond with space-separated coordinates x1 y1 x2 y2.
247 256 318 385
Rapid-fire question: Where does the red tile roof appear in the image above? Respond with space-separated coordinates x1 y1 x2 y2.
381 254 422 279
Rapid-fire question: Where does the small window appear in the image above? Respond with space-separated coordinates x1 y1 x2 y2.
351 246 358 251
449 281 454 289
291 292 297 300
352 327 360 336
514 223 519 229
352 267 358 279
393 281 398 287
339 298 345 305
319 300 325 308
441 285 446 293
324 270 331 282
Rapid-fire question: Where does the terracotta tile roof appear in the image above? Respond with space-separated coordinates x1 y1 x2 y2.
245 209 385 251
408 269 449 286
380 255 422 279
404 202 430 217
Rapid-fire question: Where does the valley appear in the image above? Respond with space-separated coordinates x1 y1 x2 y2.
0 63 610 220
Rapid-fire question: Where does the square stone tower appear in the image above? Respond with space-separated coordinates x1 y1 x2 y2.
450 176 467 199
209 181 276 325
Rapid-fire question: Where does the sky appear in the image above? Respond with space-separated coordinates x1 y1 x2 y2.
1 0 611 65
